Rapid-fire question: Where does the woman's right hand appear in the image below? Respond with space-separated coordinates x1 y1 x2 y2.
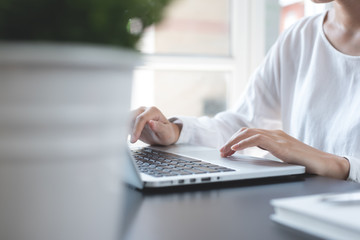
130 106 181 146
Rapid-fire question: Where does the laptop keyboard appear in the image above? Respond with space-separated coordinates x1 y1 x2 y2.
131 147 235 178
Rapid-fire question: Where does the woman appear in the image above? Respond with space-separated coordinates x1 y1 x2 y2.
131 0 360 182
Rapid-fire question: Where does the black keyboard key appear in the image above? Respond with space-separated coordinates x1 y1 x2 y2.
185 165 195 168
189 159 201 162
220 169 236 172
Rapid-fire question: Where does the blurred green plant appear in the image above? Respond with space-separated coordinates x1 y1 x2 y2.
0 0 172 49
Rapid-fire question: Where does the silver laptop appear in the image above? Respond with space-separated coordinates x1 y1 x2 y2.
125 144 305 189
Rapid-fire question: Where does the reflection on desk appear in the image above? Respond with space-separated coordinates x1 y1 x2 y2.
122 176 360 240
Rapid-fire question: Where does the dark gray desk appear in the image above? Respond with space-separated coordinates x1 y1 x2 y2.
122 175 360 240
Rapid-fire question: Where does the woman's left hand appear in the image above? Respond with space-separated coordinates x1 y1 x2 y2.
219 128 350 179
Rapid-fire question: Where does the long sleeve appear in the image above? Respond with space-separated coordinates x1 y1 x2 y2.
172 36 284 149
345 156 360 182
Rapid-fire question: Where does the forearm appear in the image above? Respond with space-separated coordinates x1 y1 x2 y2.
299 148 350 180
278 138 350 180
309 152 350 180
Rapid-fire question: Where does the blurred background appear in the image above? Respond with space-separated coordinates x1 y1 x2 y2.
131 0 331 117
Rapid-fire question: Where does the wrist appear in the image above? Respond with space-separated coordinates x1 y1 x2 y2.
171 122 182 145
314 152 350 180
336 156 350 180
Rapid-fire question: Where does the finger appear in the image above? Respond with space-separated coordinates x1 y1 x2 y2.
148 120 168 137
219 127 248 152
130 106 146 123
231 134 270 152
131 109 155 143
220 128 264 157
138 123 161 145
128 107 146 134
131 107 168 143
129 107 146 132
220 149 235 157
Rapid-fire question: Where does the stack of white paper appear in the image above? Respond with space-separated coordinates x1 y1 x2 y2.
271 191 360 240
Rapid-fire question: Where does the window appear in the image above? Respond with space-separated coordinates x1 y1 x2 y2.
139 0 231 56
132 0 330 117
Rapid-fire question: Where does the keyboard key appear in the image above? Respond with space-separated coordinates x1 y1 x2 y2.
220 169 236 172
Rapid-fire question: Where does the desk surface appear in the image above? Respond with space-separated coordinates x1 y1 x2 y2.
122 175 360 240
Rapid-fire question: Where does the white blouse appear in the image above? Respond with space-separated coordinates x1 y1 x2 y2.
173 12 360 183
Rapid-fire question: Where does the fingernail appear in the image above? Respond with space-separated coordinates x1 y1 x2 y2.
231 144 238 151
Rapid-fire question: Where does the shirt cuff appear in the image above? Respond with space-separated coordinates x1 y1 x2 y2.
344 155 360 183
168 116 197 144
